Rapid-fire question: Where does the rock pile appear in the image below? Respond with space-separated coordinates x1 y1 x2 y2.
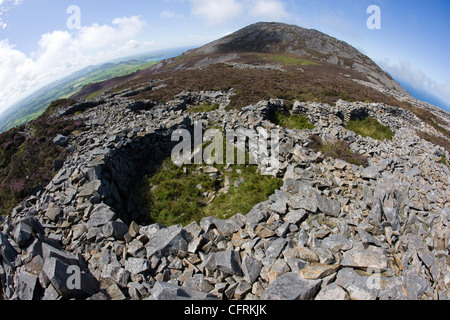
1 89 449 300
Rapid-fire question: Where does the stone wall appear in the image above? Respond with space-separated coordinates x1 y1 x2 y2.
1 91 449 300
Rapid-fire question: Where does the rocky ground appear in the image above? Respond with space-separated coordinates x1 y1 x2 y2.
0 88 449 300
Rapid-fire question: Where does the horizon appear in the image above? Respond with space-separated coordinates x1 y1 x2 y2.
1 0 449 115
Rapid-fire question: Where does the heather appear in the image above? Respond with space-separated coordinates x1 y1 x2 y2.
0 99 84 216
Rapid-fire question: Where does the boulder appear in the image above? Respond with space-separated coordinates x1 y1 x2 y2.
146 225 190 258
215 250 243 276
261 272 322 300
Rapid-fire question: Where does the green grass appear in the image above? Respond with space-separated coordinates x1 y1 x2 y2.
189 103 220 113
268 54 319 66
135 157 283 227
345 117 394 141
252 53 319 66
269 110 315 130
442 155 449 168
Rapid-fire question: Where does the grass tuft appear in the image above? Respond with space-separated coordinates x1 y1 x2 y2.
269 110 315 130
135 157 282 227
345 117 394 141
189 103 220 113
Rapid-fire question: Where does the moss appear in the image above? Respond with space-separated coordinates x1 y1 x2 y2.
189 103 220 113
269 110 315 130
442 155 449 168
345 117 394 141
136 152 283 227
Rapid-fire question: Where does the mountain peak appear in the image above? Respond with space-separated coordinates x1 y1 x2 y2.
177 22 407 95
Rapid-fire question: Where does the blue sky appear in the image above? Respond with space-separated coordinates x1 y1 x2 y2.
0 0 449 114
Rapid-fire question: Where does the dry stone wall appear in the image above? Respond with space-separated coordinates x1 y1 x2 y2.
1 90 449 300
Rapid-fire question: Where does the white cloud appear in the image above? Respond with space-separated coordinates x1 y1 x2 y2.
189 0 244 27
250 0 289 21
0 0 22 29
380 59 450 107
160 10 183 19
0 15 153 114
188 0 289 27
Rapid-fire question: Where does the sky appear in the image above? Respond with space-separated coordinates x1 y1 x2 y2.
0 0 449 115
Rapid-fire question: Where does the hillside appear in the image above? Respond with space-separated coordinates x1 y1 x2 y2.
0 51 179 133
0 22 449 301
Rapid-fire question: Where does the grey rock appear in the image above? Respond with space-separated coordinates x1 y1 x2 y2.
102 220 129 240
215 250 243 276
403 270 430 300
322 235 353 253
245 201 270 225
45 205 61 222
265 238 287 261
183 274 214 293
42 243 80 266
316 194 341 217
261 272 322 300
42 257 98 299
341 244 388 270
242 254 263 284
284 209 307 224
149 281 218 300
13 221 33 248
201 217 244 236
335 268 379 300
42 284 60 300
87 204 116 228
125 258 150 275
53 134 69 146
362 166 380 180
315 283 349 300
146 225 190 258
15 271 39 300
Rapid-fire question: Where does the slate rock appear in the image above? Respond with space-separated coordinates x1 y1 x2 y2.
341 244 388 270
87 204 116 228
315 283 349 300
362 166 380 180
125 258 150 275
300 263 340 280
102 220 129 240
146 225 190 258
335 268 379 300
215 249 243 276
322 235 353 253
245 201 270 225
53 134 69 146
261 272 322 300
316 195 341 217
45 205 61 222
42 257 98 299
13 221 33 248
149 281 218 300
15 271 39 300
0 231 19 268
241 254 263 284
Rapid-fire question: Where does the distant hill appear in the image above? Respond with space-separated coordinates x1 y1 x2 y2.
0 48 189 133
75 22 416 111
